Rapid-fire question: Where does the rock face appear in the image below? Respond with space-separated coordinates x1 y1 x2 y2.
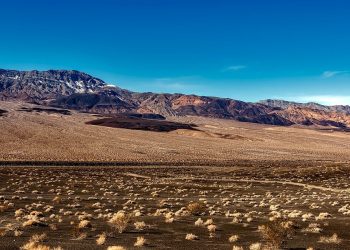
260 99 350 115
0 69 105 103
1 69 350 129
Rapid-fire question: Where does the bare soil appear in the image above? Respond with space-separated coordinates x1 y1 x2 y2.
1 100 350 249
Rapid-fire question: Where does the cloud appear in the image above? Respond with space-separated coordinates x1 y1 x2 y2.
322 70 348 78
223 65 246 72
285 95 350 106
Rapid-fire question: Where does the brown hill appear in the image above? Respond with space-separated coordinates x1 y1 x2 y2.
1 69 350 130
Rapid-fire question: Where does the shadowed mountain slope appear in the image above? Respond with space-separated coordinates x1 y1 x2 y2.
1 69 350 129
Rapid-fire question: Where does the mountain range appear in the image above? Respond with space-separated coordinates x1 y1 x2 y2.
1 69 350 129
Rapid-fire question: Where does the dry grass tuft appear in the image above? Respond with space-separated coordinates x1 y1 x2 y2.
229 235 239 243
134 236 147 247
21 242 50 250
109 211 131 233
96 232 106 245
185 233 199 240
20 240 63 250
134 221 147 231
318 233 342 244
194 218 204 227
78 220 91 229
249 242 262 250
187 202 206 216
232 246 244 250
258 220 295 249
30 233 47 243
107 246 126 250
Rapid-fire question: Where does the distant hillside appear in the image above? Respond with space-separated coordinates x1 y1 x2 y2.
260 99 350 115
1 69 350 130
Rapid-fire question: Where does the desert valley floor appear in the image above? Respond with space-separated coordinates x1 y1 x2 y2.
1 101 350 249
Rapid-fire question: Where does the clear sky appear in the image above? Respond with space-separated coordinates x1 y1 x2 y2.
1 0 350 105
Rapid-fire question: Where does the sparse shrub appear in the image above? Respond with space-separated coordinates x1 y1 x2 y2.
207 224 217 233
49 224 58 231
21 241 50 250
78 220 91 229
187 202 205 216
107 246 126 250
14 229 23 237
22 219 47 228
30 233 47 243
301 223 322 233
164 212 174 223
134 236 147 247
316 212 332 221
229 235 239 243
232 246 243 250
134 221 147 230
96 233 106 245
109 211 131 233
20 239 63 250
258 219 295 249
185 233 198 240
249 242 262 250
204 218 213 226
318 233 342 244
194 218 204 227
15 208 25 217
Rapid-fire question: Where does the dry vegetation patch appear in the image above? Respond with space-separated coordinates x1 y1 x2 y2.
0 165 349 249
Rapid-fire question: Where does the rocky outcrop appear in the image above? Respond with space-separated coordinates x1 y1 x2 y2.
0 69 105 103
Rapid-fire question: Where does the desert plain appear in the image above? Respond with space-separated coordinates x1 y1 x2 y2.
1 100 350 249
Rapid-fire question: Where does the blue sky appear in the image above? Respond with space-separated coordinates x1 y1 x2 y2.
1 0 350 105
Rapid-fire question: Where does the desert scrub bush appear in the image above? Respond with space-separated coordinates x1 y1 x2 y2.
14 229 23 237
249 243 262 250
96 233 106 245
30 233 47 243
228 235 239 243
20 239 63 250
134 221 147 230
207 224 217 233
134 236 147 247
15 208 25 217
78 220 91 229
187 202 206 216
258 219 295 249
194 218 204 226
185 233 198 240
107 246 126 250
71 224 87 240
318 233 342 244
109 211 131 233
232 246 243 250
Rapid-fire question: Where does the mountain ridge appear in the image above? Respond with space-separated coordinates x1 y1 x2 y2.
1 69 350 130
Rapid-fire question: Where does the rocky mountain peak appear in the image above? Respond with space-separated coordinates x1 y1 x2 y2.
0 69 106 102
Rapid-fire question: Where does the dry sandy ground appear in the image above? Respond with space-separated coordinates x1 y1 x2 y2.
1 101 350 249
1 166 350 250
0 101 350 164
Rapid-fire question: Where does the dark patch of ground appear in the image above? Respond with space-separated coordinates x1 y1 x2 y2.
86 116 197 132
0 109 7 116
17 107 71 115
